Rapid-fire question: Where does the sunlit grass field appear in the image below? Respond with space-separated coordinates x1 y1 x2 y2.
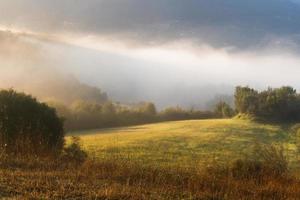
2 119 300 199
69 119 299 167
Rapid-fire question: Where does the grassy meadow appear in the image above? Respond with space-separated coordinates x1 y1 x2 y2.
2 118 300 199
69 119 298 168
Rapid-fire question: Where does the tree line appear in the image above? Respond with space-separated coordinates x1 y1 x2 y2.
235 86 300 121
0 86 299 156
49 101 217 131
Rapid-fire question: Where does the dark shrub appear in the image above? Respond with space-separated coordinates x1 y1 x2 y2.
0 89 64 156
253 144 288 177
231 144 288 179
61 136 87 165
231 159 264 179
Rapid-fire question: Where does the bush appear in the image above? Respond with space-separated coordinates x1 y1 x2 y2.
290 125 300 159
0 90 64 156
231 143 288 179
230 159 264 179
61 136 88 165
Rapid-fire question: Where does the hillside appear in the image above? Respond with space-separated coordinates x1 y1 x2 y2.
69 119 298 167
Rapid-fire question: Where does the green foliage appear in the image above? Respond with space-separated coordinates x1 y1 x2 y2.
159 106 215 121
61 136 87 165
138 102 157 120
51 101 216 131
235 86 300 121
0 89 64 156
214 101 235 118
159 107 188 121
258 87 300 120
70 100 104 129
235 86 259 114
206 94 234 110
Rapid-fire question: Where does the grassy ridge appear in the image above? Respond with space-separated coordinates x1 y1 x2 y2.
69 119 298 167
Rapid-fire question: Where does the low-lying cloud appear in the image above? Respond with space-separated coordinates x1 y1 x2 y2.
1 1 300 109
0 31 108 104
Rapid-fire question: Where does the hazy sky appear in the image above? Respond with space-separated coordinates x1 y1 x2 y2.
1 0 300 108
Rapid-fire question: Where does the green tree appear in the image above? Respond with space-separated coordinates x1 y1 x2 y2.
142 102 157 116
235 86 300 121
214 101 235 118
0 90 64 156
102 102 117 126
138 102 157 122
258 86 300 120
234 86 259 114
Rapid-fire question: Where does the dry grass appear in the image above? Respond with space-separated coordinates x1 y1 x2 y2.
0 156 300 199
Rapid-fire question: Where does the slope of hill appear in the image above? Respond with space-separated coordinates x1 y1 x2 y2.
70 119 298 167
